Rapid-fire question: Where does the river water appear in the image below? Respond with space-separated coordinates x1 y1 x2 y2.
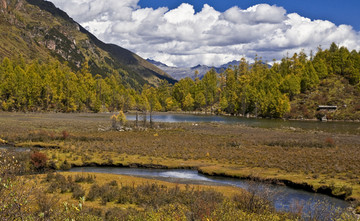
0 146 30 152
70 167 350 217
126 113 360 134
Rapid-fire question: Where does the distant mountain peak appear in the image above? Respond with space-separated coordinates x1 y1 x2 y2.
219 60 240 68
147 59 242 80
148 58 272 80
191 64 211 69
146 59 169 67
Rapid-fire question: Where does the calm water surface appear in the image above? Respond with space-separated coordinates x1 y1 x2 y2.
126 113 360 134
0 146 30 152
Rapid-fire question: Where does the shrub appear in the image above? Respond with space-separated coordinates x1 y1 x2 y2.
232 182 274 214
74 174 96 183
86 184 102 201
339 185 353 198
72 184 85 199
34 191 59 219
46 173 70 193
301 200 353 221
60 160 71 170
30 151 48 171
0 151 34 219
108 180 118 187
111 111 127 130
105 207 139 221
48 160 58 170
100 185 119 205
315 111 327 120
62 130 70 140
146 203 188 221
325 137 335 147
116 186 136 204
355 206 360 214
45 172 55 182
354 104 360 111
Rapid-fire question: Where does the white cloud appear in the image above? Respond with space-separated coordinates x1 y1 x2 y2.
49 0 360 67
223 4 286 25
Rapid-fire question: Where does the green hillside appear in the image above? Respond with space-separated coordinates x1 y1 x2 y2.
0 0 175 90
287 44 360 120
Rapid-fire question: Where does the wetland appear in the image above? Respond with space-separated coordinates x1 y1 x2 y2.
0 112 359 220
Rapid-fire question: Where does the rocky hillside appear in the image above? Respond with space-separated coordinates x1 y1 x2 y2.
0 0 175 90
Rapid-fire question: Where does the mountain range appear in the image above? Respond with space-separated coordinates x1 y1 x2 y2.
0 0 176 90
147 59 241 80
147 59 274 80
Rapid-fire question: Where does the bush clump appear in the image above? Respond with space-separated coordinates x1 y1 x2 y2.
30 151 48 171
74 174 96 183
59 160 71 170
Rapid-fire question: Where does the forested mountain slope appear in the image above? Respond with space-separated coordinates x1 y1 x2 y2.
160 44 360 120
0 0 175 89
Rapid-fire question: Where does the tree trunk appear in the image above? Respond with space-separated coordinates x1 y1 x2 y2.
150 109 153 128
135 111 138 127
143 111 147 127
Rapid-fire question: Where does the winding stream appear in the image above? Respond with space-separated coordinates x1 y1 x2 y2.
1 144 352 216
69 167 350 216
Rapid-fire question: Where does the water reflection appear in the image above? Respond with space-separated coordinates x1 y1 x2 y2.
126 113 360 134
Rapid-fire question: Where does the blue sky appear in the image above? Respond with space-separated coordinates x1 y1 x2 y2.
139 0 360 31
50 0 360 67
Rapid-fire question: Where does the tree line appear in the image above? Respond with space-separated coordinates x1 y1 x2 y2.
1 43 359 118
0 57 140 112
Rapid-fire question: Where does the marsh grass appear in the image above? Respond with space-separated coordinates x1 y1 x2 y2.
1 144 356 221
265 138 336 148
1 113 360 208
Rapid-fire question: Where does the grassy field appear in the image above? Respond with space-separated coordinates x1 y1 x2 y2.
0 112 360 217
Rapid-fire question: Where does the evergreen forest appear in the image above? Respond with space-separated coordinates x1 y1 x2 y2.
1 43 360 120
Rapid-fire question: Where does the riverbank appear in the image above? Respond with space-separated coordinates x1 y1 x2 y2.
24 171 324 220
1 145 357 203
65 160 355 202
14 138 357 207
127 110 360 122
63 160 360 216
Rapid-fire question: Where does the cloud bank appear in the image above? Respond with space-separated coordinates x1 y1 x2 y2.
49 0 360 67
